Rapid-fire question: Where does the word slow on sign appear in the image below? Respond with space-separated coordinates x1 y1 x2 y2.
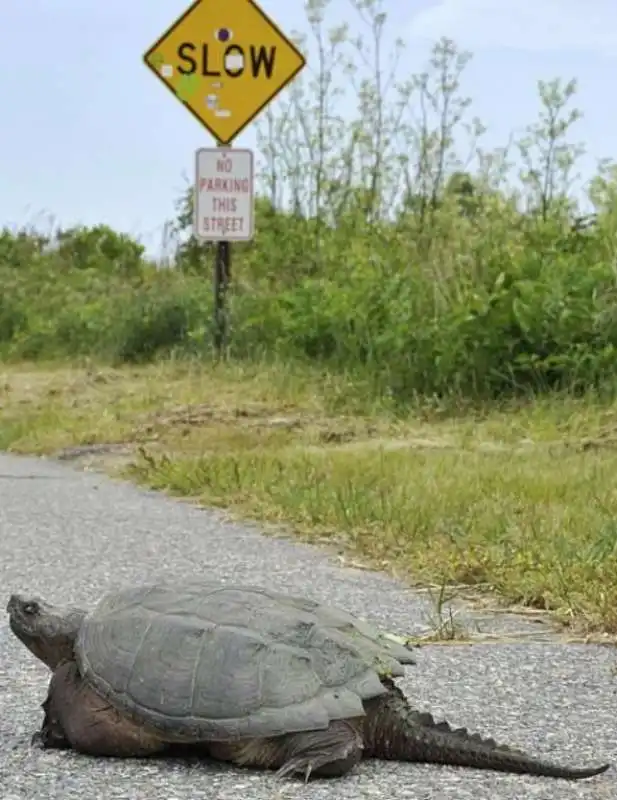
177 42 276 79
194 148 255 241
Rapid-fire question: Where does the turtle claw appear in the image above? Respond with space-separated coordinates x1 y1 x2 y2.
32 722 71 751
30 730 44 748
275 757 314 782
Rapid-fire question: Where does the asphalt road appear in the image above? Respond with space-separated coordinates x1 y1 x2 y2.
0 451 615 799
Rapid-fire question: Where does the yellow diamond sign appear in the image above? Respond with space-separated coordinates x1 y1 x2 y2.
143 0 306 144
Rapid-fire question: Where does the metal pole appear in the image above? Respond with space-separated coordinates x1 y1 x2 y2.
213 141 231 357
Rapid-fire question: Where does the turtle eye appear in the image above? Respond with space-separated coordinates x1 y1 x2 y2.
22 601 40 616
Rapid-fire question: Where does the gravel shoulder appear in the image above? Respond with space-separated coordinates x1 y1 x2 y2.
0 452 615 799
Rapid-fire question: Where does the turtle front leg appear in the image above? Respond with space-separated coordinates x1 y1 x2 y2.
32 690 71 750
36 660 168 758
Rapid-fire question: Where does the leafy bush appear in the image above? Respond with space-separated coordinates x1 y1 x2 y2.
3 13 617 403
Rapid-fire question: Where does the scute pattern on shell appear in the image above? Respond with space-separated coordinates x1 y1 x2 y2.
75 582 415 740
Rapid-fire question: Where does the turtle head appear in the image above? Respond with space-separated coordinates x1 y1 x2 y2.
6 594 86 670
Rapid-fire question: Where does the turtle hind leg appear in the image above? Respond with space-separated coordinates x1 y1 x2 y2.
276 720 363 780
209 719 363 780
38 660 167 758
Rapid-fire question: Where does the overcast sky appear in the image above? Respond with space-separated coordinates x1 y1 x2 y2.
1 0 615 252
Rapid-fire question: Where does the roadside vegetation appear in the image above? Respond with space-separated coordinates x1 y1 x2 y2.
2 0 617 633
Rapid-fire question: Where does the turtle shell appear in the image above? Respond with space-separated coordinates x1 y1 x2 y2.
76 581 415 741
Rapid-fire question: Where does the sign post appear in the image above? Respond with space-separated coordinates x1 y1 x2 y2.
194 146 254 350
215 141 230 355
143 0 306 354
213 226 230 353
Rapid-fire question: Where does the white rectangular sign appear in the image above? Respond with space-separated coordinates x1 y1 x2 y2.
194 147 255 242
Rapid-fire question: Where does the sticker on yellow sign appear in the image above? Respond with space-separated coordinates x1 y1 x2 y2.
143 0 306 144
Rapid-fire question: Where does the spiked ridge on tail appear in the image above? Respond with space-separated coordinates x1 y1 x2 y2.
363 680 609 781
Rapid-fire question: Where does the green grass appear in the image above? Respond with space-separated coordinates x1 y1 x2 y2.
3 360 617 634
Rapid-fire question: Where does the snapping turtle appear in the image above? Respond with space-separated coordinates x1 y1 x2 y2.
6 582 610 781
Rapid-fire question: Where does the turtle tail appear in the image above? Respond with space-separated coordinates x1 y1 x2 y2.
362 680 609 780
